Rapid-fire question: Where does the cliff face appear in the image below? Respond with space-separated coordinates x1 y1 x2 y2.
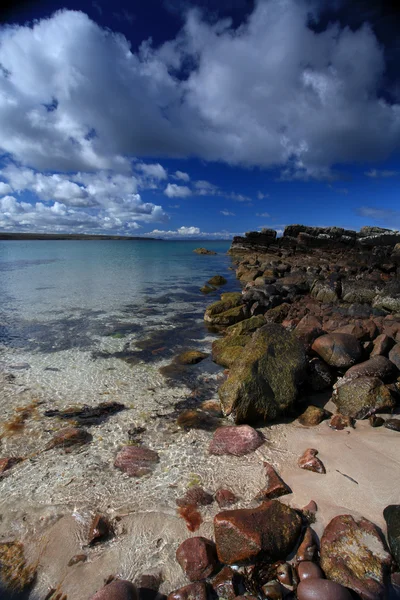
229 225 400 255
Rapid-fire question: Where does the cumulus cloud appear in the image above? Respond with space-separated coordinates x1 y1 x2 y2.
356 206 400 222
0 166 167 232
136 163 168 179
145 226 238 239
0 182 11 195
220 210 235 216
164 183 192 198
174 170 190 182
257 192 270 200
365 169 399 178
1 3 398 179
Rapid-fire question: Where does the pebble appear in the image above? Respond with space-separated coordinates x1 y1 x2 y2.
88 514 113 545
298 448 326 474
255 461 291 501
297 579 353 600
297 561 324 581
296 527 317 562
114 446 159 477
369 415 385 427
168 582 209 600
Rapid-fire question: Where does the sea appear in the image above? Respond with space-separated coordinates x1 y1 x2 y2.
0 239 270 597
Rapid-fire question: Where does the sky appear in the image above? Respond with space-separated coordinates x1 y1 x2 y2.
0 0 399 239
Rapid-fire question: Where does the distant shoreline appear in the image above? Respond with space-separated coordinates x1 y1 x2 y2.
0 232 160 241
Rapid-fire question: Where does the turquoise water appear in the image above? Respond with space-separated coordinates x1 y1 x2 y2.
0 239 235 353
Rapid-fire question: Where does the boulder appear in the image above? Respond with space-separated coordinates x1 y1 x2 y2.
385 418 400 432
320 514 392 600
114 446 159 477
212 334 250 368
383 505 400 566
332 376 395 419
214 500 302 564
342 355 397 383
218 324 307 423
389 343 400 370
371 333 395 356
307 357 334 391
193 248 216 255
294 315 324 348
226 315 265 337
91 580 138 600
311 333 362 368
204 292 244 321
209 425 264 456
255 462 291 501
176 537 218 581
206 305 247 327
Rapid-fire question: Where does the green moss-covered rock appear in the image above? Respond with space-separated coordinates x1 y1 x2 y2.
207 305 247 327
218 323 307 423
264 303 291 323
208 275 227 286
204 293 243 320
175 350 208 365
212 334 251 368
226 315 265 337
201 285 216 294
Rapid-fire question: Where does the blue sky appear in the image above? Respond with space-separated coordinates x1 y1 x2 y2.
0 0 399 238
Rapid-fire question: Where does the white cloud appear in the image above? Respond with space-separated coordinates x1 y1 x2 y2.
0 1 398 201
257 192 270 200
137 163 168 179
174 170 190 182
220 210 235 216
256 212 271 217
365 169 399 178
164 183 192 198
0 166 167 233
145 226 238 239
0 182 11 195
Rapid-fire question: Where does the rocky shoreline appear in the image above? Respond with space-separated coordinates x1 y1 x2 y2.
0 225 400 600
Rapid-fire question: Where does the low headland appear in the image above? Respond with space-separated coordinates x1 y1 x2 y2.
1 224 400 600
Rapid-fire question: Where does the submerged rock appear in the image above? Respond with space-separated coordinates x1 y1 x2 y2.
46 427 92 451
176 537 218 581
218 323 307 423
333 376 395 419
214 500 302 564
215 489 238 508
209 425 264 456
311 333 362 368
88 514 113 545
44 401 126 425
114 446 159 477
168 582 209 600
320 514 392 600
0 456 22 474
0 541 36 592
383 505 400 566
176 486 214 508
207 275 227 286
255 462 292 501
175 351 208 365
193 248 216 255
